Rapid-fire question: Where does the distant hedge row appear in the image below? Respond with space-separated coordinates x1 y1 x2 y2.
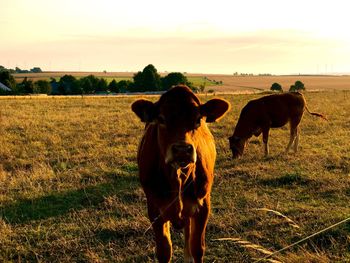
0 64 195 95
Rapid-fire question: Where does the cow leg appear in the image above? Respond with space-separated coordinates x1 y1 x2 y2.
184 218 194 263
152 220 172 263
190 198 210 263
285 124 298 153
293 127 300 153
285 135 294 153
262 128 270 156
148 205 172 263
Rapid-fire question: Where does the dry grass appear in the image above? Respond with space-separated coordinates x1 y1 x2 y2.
255 208 300 229
0 91 350 262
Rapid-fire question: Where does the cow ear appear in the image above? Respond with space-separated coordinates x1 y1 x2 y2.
200 98 230 123
131 99 156 123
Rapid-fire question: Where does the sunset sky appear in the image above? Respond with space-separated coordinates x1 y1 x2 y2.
1 0 350 74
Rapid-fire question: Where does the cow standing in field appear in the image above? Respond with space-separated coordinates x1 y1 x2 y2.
132 85 230 263
229 92 327 158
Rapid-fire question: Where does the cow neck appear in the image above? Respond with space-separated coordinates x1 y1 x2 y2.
234 130 252 141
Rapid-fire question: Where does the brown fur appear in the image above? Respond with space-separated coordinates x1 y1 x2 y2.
132 85 230 262
229 92 326 158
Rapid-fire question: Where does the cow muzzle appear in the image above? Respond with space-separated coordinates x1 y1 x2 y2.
166 142 197 168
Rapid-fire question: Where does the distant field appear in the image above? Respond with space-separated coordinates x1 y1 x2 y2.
206 75 350 92
12 72 350 92
0 91 349 262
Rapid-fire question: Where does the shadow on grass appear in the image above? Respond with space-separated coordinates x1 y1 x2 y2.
258 172 312 187
0 175 139 225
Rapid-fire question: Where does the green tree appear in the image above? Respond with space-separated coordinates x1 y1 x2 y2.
108 79 119 93
96 78 108 93
79 75 99 94
289 80 305 92
143 64 161 91
0 70 16 91
21 77 34 94
34 80 51 94
58 75 78 95
50 78 60 95
116 80 132 93
80 78 92 94
270 82 283 92
30 67 42 73
295 80 305 90
133 71 143 92
161 72 189 91
133 64 161 92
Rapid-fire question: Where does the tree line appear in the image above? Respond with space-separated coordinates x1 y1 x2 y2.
0 65 43 74
0 64 193 95
1 63 307 95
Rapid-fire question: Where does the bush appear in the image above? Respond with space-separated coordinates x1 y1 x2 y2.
161 72 189 91
270 82 283 92
34 80 51 94
290 80 305 92
295 80 305 90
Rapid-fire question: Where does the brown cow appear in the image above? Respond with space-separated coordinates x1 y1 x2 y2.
132 85 230 263
229 92 326 158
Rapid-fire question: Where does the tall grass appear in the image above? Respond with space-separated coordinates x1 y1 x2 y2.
0 91 349 262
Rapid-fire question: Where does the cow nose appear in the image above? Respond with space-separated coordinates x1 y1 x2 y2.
168 142 197 167
172 143 194 156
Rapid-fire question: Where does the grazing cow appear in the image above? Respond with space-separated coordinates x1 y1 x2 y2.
229 92 327 158
132 85 230 263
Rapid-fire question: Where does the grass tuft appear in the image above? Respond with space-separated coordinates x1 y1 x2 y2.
255 208 300 229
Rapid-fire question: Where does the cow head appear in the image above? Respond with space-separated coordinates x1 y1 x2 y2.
132 86 230 168
228 136 246 158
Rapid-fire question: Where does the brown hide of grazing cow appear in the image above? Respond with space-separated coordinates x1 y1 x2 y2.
229 92 327 158
131 85 230 263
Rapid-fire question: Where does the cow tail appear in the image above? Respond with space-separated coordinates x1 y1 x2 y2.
305 105 328 120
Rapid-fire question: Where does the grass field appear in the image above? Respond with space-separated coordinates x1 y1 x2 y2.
0 91 350 262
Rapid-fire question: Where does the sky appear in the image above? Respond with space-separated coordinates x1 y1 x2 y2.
1 0 350 75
